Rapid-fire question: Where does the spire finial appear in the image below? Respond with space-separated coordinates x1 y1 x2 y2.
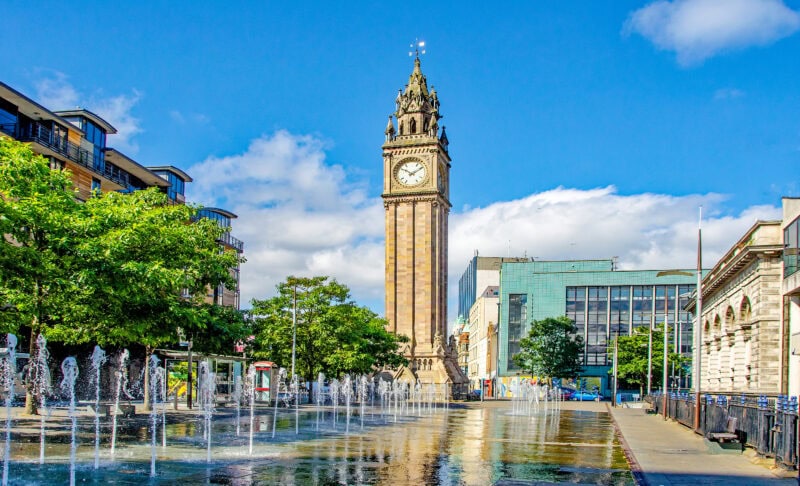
408 39 426 58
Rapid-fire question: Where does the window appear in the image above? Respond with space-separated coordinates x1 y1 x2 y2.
785 217 799 278
91 178 101 194
566 287 586 364
586 287 608 366
506 294 527 370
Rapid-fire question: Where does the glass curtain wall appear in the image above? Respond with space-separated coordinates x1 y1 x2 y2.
506 294 527 371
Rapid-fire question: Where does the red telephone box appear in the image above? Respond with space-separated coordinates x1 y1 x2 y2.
254 361 275 402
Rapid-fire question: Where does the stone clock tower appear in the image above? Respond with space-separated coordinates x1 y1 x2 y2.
382 56 467 388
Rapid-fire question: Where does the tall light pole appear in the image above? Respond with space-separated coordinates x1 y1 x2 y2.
694 208 703 432
290 285 297 380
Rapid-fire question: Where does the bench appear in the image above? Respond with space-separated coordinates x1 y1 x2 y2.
707 417 739 443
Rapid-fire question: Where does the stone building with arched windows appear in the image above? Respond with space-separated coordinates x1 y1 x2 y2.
687 220 785 394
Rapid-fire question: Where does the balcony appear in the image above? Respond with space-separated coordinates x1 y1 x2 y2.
10 121 131 189
218 231 244 252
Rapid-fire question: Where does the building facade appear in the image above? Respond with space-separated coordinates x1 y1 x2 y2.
686 221 784 395
458 255 529 320
382 57 466 387
467 285 500 392
498 259 697 396
784 198 800 398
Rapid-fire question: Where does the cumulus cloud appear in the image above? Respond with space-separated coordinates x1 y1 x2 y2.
186 130 384 308
34 71 143 153
624 0 800 65
187 130 783 327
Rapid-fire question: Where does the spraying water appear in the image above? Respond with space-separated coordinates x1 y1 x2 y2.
159 367 167 448
33 334 50 465
272 368 286 438
60 356 79 486
343 375 353 435
198 360 215 463
2 334 17 486
149 354 160 477
110 349 130 457
233 370 242 437
292 374 299 435
90 346 107 469
246 364 256 455
315 373 325 431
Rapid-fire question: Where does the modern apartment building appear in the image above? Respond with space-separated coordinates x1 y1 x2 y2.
0 81 243 308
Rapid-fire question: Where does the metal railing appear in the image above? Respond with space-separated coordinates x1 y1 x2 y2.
217 231 244 252
11 121 131 189
650 391 798 469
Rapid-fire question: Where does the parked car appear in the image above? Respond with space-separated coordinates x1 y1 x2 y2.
554 387 575 400
571 390 602 401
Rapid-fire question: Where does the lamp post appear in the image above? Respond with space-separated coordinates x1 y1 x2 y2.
612 335 619 407
290 285 297 381
694 208 703 432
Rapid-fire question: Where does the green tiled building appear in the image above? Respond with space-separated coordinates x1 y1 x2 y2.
498 259 697 396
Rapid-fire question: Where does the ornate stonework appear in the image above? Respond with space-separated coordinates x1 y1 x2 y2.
382 57 467 387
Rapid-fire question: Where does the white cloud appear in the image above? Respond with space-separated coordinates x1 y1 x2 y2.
186 130 384 308
624 0 800 65
188 131 783 329
34 71 143 154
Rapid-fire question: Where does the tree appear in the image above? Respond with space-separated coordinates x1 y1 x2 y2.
612 324 686 396
250 276 407 389
0 137 83 413
0 137 246 410
512 316 584 379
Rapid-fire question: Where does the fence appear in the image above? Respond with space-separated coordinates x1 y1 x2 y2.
649 392 798 469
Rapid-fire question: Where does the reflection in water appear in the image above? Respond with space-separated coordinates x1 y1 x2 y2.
7 403 632 485
243 405 632 485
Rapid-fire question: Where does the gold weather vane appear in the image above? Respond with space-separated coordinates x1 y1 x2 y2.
409 39 426 57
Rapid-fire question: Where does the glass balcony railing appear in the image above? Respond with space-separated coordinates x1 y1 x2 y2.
218 231 244 252
11 121 131 189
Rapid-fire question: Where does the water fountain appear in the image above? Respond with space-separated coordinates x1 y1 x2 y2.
315 372 325 431
198 360 215 463
341 375 351 434
149 354 160 477
232 369 242 437
32 334 51 466
2 333 17 486
110 349 130 457
246 364 256 455
90 345 106 469
60 356 79 486
271 367 286 438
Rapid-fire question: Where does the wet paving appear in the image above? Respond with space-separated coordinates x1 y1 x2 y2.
3 401 634 485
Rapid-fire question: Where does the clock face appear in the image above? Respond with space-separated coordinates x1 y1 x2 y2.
396 160 426 186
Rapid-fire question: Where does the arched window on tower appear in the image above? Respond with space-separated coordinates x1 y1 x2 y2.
410 118 417 134
399 122 404 135
423 117 429 133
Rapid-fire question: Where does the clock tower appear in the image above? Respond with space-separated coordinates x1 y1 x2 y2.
382 56 467 388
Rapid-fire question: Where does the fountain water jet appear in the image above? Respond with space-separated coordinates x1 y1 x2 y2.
246 364 256 455
233 370 242 437
33 334 50 465
2 334 17 486
272 368 286 438
149 354 161 477
90 345 106 469
60 356 79 486
110 349 130 457
198 360 215 463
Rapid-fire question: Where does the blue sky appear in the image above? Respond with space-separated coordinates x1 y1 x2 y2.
2 1 799 319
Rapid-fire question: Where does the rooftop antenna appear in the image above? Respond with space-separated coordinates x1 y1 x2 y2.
409 39 426 57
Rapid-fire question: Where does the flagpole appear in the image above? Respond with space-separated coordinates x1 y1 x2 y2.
693 207 703 432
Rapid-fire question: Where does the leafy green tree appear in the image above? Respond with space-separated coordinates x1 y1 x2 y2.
0 137 83 413
612 324 687 396
512 316 584 379
250 276 407 390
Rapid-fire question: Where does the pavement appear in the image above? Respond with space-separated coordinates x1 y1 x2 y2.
607 403 798 486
